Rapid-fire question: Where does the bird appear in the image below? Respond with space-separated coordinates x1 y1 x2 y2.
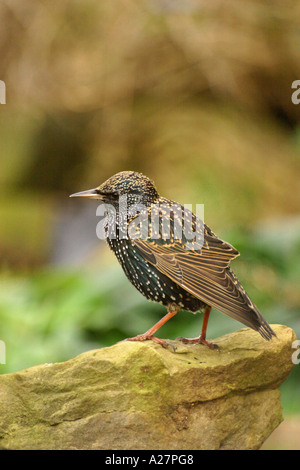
70 170 276 350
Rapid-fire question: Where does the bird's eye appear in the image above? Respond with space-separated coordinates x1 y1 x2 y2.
109 191 120 198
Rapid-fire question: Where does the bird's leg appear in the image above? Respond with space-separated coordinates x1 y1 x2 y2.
123 308 179 350
177 306 220 351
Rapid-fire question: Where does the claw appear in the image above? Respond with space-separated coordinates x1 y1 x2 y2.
163 341 177 352
176 336 220 351
122 334 177 352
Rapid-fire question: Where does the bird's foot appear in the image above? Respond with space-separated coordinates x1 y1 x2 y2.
122 334 177 352
176 336 220 351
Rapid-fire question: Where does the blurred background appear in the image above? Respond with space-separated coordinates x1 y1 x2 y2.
0 0 299 449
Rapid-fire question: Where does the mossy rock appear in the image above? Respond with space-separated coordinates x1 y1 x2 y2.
0 324 296 450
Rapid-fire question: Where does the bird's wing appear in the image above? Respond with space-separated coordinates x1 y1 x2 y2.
131 216 275 340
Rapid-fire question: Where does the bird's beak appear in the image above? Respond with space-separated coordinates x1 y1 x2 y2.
69 188 102 199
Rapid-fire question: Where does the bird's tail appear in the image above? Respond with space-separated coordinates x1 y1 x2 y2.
224 268 276 341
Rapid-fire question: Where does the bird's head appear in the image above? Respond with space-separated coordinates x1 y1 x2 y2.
70 171 160 208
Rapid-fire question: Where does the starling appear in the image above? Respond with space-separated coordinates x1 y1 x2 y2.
70 171 276 350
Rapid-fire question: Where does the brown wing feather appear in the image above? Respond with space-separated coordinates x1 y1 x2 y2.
132 226 275 340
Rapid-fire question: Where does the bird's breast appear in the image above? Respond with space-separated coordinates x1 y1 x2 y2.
106 236 205 313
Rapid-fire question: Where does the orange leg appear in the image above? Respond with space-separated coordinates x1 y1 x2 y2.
177 306 219 350
201 305 211 341
124 308 179 350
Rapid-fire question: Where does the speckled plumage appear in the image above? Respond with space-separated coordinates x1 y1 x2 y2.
70 170 276 349
107 231 204 313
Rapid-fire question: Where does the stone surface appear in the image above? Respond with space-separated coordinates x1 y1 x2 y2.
0 324 296 450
